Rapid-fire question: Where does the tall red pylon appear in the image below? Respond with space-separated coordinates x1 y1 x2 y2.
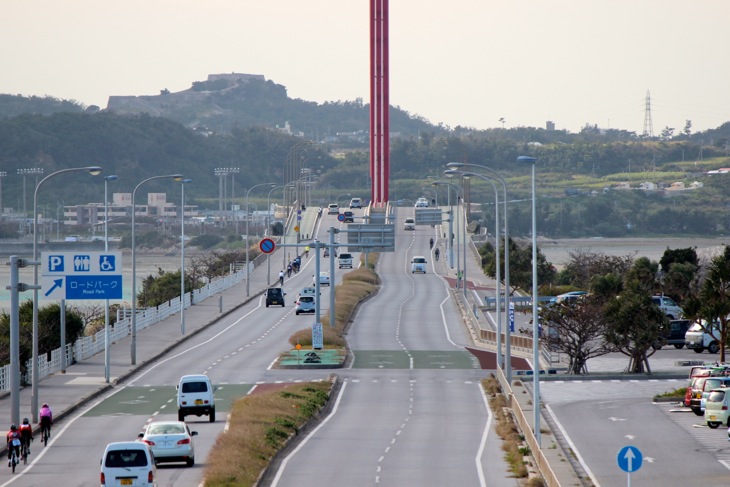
370 0 389 204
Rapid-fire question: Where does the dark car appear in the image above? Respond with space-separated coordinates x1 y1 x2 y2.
343 211 355 223
265 288 285 307
652 319 691 350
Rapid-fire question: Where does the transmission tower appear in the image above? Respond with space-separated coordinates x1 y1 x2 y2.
642 90 654 137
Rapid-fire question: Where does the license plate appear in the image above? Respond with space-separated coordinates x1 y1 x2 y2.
195 399 203 405
120 480 133 486
710 415 717 420
163 441 174 448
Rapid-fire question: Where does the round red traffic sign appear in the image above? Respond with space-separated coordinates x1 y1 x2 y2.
259 238 276 254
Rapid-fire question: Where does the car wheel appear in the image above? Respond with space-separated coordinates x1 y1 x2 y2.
692 408 704 416
674 344 685 349
186 458 194 467
709 342 720 354
708 422 720 429
651 340 663 351
667 315 675 320
266 303 270 308
178 411 185 422
296 311 300 315
693 348 704 353
209 407 216 423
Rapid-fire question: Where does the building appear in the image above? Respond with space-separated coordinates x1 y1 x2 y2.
64 193 198 227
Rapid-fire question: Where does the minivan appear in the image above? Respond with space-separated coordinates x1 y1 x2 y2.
705 387 730 428
177 374 216 422
101 441 157 487
266 288 286 307
411 256 427 273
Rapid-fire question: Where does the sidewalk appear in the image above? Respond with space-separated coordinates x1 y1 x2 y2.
0 247 279 441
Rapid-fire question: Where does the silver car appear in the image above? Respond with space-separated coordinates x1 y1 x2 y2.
295 295 316 315
138 421 197 467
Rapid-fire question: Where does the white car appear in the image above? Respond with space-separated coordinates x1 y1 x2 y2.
138 421 197 467
101 441 158 487
327 203 339 214
404 217 415 230
349 197 362 209
411 256 427 273
313 272 331 286
415 197 429 208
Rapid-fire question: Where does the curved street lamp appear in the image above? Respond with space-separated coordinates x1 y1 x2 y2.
32 165 102 421
131 174 182 365
266 185 281 285
246 183 276 297
180 179 192 335
517 154 540 445
103 175 118 383
446 161 512 381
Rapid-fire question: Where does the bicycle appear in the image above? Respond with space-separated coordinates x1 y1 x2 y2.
8 440 20 473
20 439 30 465
40 423 50 447
434 249 440 262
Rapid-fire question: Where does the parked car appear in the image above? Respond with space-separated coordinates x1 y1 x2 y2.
411 256 427 273
554 291 587 304
101 441 158 487
138 421 197 467
295 295 316 315
652 319 692 350
685 320 722 354
177 374 216 422
404 217 415 230
327 203 339 215
705 387 730 428
349 197 362 209
338 253 354 269
265 287 286 307
652 295 683 319
699 377 730 413
313 272 331 286
342 211 355 223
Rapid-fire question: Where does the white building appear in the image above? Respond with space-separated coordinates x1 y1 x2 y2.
64 193 198 226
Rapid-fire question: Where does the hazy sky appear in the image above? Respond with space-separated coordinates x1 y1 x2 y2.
2 1 729 134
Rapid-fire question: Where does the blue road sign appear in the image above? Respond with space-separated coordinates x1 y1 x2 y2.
337 213 346 222
617 445 643 473
259 238 276 254
66 275 123 299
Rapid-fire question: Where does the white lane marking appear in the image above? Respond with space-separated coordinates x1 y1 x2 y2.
545 402 602 487
475 382 491 487
270 381 349 487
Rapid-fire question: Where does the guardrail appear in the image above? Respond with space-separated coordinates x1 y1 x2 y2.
0 251 273 392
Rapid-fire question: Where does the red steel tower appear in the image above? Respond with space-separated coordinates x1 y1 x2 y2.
370 0 389 204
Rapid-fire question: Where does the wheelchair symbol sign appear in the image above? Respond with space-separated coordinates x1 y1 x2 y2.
99 255 116 272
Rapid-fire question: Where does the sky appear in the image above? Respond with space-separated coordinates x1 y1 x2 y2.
2 1 729 135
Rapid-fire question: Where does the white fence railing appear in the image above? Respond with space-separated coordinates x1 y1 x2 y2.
0 251 272 392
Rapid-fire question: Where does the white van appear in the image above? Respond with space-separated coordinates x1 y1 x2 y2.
101 441 157 487
411 256 427 273
177 375 216 422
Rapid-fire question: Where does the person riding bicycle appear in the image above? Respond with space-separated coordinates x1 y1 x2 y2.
18 418 32 455
6 425 21 466
278 270 285 286
304 245 310 258
429 238 434 249
39 403 53 440
287 263 293 277
434 247 440 261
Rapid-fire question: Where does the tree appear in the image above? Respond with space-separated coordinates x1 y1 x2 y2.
683 120 692 136
478 237 555 295
137 268 204 308
536 296 614 374
683 246 730 363
558 250 634 289
603 280 668 373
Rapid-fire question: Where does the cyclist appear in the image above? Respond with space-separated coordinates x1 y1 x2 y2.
434 248 440 261
6 425 21 466
304 245 310 258
39 403 53 441
429 238 434 249
278 270 285 286
287 263 293 277
18 418 32 456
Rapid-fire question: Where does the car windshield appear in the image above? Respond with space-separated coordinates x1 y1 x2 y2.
413 258 426 264
300 296 314 303
149 423 185 435
105 450 148 468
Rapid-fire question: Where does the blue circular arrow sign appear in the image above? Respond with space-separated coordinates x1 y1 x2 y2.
617 445 642 473
337 213 346 222
259 238 276 254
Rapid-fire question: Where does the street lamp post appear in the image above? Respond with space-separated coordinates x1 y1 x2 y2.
180 179 192 335
336 193 351 208
103 175 118 383
431 181 453 267
518 155 540 445
266 185 280 285
19 168 44 237
246 183 276 297
447 171 502 373
0 171 7 217
131 174 182 365
32 166 102 421
446 162 511 381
